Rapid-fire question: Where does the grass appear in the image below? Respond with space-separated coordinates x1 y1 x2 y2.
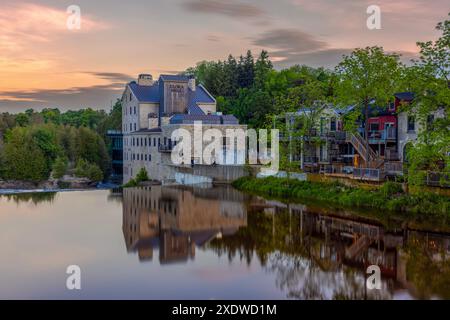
232 176 450 223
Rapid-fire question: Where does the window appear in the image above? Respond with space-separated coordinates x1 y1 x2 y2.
134 106 136 114
407 116 415 132
141 138 143 146
136 138 139 147
370 123 379 131
330 118 336 131
427 115 434 129
130 107 132 114
130 93 132 101
153 138 156 146
145 154 147 161
134 123 136 131
149 154 151 162
129 123 132 131
132 138 135 146
158 138 160 146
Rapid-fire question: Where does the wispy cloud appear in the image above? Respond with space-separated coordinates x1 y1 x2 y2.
0 2 109 54
182 0 265 19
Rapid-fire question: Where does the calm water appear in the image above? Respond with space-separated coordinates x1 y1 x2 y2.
0 186 449 300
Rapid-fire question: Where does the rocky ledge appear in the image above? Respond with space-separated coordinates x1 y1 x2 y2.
0 175 98 191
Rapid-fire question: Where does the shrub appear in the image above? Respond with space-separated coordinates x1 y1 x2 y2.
135 168 149 183
52 156 68 179
74 158 103 182
380 181 403 197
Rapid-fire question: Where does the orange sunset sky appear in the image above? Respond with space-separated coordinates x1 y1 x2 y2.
0 0 448 112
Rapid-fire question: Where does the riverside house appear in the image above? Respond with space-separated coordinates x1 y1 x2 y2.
279 92 447 184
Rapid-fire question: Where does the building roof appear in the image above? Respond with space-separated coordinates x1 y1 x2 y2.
129 81 160 103
130 128 162 134
169 114 239 125
128 82 215 105
159 74 190 82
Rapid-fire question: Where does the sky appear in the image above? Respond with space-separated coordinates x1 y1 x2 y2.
0 0 448 112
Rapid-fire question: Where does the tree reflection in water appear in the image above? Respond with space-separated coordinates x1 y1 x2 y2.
0 192 57 205
120 186 450 300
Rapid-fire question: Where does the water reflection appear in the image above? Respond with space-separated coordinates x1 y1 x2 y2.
122 186 248 264
0 191 56 204
121 187 450 299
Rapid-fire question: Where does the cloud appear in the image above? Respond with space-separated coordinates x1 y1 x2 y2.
252 28 331 66
80 72 134 83
0 2 109 54
206 34 221 42
0 72 130 112
252 28 327 54
0 84 123 112
252 28 419 69
182 0 265 19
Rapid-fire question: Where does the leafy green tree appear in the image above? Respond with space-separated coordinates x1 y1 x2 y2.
335 46 402 164
52 155 68 179
15 113 30 127
2 127 48 182
254 50 273 90
400 13 450 184
74 159 103 182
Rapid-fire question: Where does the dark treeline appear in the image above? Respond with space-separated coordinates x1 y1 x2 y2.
185 50 335 128
0 100 122 182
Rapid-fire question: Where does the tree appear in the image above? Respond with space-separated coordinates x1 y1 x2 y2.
335 46 402 164
2 127 48 182
52 155 68 179
74 159 103 182
400 13 450 184
254 50 273 90
135 167 149 182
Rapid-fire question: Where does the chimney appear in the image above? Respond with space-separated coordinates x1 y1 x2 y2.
188 76 196 91
138 74 154 86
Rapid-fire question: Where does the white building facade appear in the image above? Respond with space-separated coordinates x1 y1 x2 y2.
122 74 246 183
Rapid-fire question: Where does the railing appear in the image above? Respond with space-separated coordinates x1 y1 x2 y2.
385 162 403 174
385 149 399 161
346 132 377 162
353 168 383 180
303 156 319 164
158 145 173 152
426 172 450 188
368 127 396 141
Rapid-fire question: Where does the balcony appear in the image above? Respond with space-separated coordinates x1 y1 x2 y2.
158 145 173 153
368 127 396 143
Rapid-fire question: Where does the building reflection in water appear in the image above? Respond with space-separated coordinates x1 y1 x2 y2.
122 185 248 264
228 199 450 299
120 187 450 299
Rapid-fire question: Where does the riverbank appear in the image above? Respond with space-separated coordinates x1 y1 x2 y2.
232 176 450 223
0 178 119 194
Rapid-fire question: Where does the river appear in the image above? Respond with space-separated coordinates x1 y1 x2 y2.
0 185 448 299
